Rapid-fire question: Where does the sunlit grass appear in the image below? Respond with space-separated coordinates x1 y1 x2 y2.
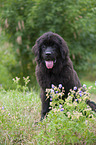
81 81 96 102
0 89 41 144
0 80 96 144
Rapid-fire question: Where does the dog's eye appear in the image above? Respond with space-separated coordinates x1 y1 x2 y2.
41 45 46 50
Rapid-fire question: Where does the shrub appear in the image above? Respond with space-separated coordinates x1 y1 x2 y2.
35 84 96 144
1 0 96 81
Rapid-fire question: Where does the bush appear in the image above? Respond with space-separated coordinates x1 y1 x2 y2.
0 0 96 82
35 84 96 144
0 31 17 89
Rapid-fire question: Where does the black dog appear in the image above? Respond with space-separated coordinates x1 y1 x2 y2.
32 32 96 120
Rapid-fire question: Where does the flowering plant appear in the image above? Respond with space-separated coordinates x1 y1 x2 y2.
13 76 30 92
46 84 65 110
36 83 96 144
46 83 96 120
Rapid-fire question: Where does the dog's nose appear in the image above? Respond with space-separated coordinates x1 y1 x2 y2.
45 52 51 56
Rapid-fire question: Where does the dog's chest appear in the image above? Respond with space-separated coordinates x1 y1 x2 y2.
49 73 70 87
36 65 71 89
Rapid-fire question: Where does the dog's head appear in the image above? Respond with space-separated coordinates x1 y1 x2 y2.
32 32 69 69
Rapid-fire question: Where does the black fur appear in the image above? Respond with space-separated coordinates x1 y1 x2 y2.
32 32 96 120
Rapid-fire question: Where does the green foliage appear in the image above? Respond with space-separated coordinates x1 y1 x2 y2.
35 84 96 144
0 88 41 144
0 0 36 85
0 31 17 89
0 0 96 83
36 112 96 144
0 33 16 69
0 81 96 144
0 64 14 89
12 76 30 92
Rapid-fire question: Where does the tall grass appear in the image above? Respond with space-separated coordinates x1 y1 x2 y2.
0 88 41 144
0 79 96 144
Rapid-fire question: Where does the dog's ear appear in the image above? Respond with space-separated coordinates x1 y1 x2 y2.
55 34 69 60
32 34 44 56
60 41 69 60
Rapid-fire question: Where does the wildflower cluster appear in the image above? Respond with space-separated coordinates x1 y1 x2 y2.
36 82 96 145
46 83 96 121
23 76 30 86
46 84 65 110
13 77 20 84
12 76 30 92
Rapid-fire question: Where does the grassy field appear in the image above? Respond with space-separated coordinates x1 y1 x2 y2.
0 89 41 144
0 81 96 145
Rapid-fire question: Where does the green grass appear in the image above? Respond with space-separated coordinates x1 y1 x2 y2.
0 89 41 144
0 81 96 144
81 81 96 102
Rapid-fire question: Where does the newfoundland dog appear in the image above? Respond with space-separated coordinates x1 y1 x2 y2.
32 32 96 120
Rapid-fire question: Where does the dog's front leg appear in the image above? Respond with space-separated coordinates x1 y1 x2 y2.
40 89 50 120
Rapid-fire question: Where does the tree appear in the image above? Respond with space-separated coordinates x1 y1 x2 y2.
1 0 96 85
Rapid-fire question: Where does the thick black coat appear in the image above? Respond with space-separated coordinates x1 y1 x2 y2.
32 32 96 119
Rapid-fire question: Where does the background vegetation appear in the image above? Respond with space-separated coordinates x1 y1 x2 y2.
0 1 96 144
0 0 96 88
0 79 96 144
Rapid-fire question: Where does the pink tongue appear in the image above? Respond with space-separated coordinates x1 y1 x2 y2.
45 61 54 69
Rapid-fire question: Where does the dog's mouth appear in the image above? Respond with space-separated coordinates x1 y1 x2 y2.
45 60 56 69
